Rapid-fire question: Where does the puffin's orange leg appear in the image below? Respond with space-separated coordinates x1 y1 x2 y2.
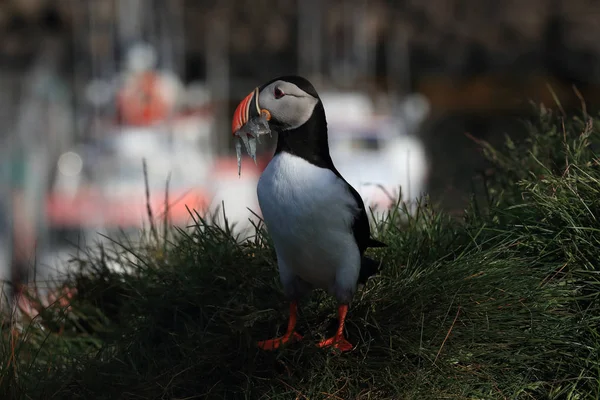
257 301 303 350
317 304 353 352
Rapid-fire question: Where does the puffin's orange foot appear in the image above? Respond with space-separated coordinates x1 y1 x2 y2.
257 331 303 350
317 335 353 352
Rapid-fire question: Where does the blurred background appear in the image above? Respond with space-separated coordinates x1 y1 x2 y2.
1 0 600 293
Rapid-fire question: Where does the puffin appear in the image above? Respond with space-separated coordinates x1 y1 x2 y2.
232 75 386 352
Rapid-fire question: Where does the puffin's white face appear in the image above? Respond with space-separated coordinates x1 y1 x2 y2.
232 79 319 135
257 80 319 131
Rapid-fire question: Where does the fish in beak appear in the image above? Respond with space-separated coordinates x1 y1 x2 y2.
232 88 272 176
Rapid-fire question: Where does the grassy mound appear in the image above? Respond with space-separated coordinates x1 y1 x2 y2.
2 107 600 399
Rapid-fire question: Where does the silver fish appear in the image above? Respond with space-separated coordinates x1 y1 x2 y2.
233 111 272 176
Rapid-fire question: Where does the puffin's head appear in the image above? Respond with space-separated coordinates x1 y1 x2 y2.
232 75 320 135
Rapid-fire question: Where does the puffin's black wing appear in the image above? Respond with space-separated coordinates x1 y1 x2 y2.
330 169 386 253
346 181 387 252
340 179 386 283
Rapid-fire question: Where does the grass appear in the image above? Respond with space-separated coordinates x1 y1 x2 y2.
2 105 600 399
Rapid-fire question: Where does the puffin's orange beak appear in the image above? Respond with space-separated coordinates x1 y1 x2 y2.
232 87 261 135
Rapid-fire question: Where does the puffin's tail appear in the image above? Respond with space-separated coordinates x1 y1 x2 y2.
358 256 384 285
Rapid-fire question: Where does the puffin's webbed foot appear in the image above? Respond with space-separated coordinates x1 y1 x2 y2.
316 334 353 352
257 301 303 351
316 304 353 352
257 331 303 350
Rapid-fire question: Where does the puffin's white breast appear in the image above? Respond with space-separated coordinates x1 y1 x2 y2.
257 152 361 290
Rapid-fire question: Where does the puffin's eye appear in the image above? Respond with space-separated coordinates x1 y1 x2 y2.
274 87 285 99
